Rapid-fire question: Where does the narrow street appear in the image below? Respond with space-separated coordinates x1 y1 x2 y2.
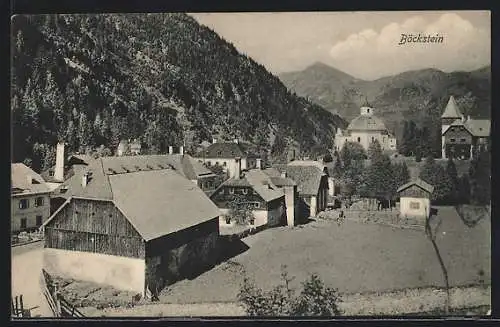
11 241 54 318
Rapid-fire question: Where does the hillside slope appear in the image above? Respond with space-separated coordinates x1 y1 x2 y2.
279 63 491 138
11 14 346 171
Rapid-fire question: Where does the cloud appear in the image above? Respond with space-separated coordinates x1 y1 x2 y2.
329 13 490 80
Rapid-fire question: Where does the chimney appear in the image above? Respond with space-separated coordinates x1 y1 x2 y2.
55 142 65 182
168 146 173 155
234 157 241 179
81 172 89 188
180 145 184 155
256 158 262 170
281 171 287 178
212 138 217 144
26 175 32 185
467 115 471 121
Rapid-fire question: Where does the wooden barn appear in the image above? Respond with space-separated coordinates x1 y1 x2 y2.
42 156 221 298
396 179 434 220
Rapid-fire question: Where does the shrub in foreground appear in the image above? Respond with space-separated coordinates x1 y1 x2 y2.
237 266 342 316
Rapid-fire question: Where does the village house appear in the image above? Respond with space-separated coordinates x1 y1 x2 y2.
441 96 490 159
272 163 329 218
193 138 259 178
42 156 221 298
210 158 294 229
335 103 397 152
11 163 51 234
397 179 434 220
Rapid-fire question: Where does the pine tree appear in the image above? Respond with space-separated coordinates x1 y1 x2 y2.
340 141 366 169
393 162 410 190
332 156 343 180
44 71 66 139
469 150 491 205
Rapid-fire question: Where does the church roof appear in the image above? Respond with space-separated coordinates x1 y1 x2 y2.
441 96 463 119
347 115 387 131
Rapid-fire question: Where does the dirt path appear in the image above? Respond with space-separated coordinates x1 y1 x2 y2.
11 244 54 317
80 285 490 317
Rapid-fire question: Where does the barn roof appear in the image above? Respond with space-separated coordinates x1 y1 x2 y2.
109 170 220 241
396 178 434 194
441 96 463 119
273 164 326 196
48 155 220 241
11 163 51 196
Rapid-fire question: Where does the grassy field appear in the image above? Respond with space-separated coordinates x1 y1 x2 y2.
160 206 489 304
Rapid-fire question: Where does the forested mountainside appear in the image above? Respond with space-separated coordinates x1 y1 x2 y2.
11 13 346 172
279 63 491 145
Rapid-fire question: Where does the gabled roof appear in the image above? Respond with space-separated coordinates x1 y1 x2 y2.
11 163 51 195
109 170 220 241
396 178 434 194
273 164 326 196
465 119 490 137
442 118 491 137
48 156 220 242
261 168 297 187
441 96 463 119
213 169 285 203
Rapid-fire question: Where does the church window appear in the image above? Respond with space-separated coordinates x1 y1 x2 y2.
371 137 375 142
357 137 361 142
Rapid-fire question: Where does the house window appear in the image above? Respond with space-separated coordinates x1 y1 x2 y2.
409 202 420 210
49 170 54 177
20 218 27 229
367 108 370 114
460 138 466 143
357 137 361 142
450 138 455 143
207 161 212 166
19 199 29 209
229 188 235 194
253 202 260 208
36 215 43 226
223 162 227 167
371 137 375 142
249 217 255 225
242 188 248 195
35 197 44 207
225 216 231 224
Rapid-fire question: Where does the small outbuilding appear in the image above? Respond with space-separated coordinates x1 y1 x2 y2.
396 179 434 220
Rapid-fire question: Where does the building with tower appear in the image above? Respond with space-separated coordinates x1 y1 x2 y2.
334 103 396 152
440 96 490 159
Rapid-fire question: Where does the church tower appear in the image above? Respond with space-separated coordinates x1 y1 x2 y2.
441 96 463 158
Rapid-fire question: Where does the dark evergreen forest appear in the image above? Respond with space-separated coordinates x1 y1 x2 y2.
11 13 346 172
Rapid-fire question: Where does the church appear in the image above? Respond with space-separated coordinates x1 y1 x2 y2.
334 104 397 153
441 96 490 160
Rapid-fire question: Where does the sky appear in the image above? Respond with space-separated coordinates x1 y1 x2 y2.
190 11 491 80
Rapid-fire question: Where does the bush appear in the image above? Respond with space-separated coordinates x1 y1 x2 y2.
237 266 342 316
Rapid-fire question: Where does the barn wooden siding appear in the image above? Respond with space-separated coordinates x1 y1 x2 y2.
399 185 431 199
45 198 145 258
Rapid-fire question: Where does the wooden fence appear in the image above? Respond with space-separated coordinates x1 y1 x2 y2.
40 269 85 318
11 295 31 318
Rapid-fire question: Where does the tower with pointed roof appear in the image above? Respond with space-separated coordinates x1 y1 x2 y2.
441 96 463 159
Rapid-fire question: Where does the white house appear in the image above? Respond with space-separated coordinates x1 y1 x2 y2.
396 179 434 220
